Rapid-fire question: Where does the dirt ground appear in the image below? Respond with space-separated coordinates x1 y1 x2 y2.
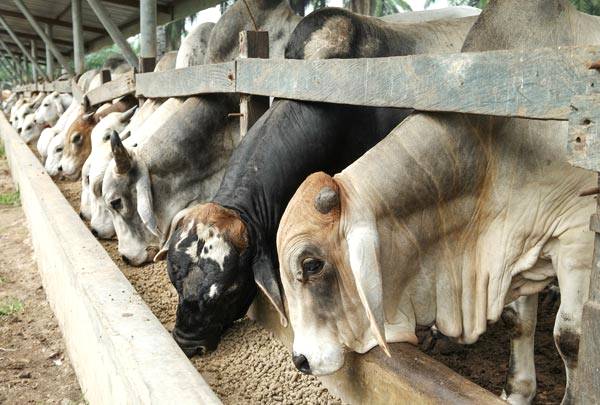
0 153 84 404
55 169 567 404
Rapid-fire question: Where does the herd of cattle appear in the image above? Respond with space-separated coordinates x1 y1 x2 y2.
1 0 597 403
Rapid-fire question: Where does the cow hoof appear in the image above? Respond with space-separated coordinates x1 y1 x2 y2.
500 390 534 405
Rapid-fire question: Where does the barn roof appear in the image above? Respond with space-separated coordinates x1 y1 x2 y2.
0 0 220 64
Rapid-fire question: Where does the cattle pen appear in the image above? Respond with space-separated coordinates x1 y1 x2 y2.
1 1 600 404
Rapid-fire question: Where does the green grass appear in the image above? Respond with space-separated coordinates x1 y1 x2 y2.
0 190 19 206
0 297 23 316
0 143 4 158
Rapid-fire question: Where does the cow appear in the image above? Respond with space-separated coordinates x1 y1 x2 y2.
13 92 45 131
19 112 43 144
45 69 103 176
154 7 479 356
84 45 198 233
100 0 302 265
34 91 73 127
275 1 599 404
58 98 136 180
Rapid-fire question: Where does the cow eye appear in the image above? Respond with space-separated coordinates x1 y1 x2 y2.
26 125 31 130
110 198 122 210
72 134 82 144
301 258 324 278
56 146 63 152
43 103 49 107
102 134 110 142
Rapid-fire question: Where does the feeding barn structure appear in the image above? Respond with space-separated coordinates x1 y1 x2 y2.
1 0 600 403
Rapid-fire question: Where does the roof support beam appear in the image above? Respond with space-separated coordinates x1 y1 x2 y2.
139 0 156 72
0 38 23 82
0 55 18 82
72 0 85 75
10 0 74 76
85 0 139 69
0 57 17 82
0 15 49 81
102 0 171 15
30 39 37 83
0 7 104 34
0 28 72 47
45 24 54 80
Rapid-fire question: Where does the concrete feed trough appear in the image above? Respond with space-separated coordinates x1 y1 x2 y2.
0 111 220 405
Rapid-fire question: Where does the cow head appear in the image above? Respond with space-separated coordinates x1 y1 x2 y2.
89 151 115 239
20 113 43 144
154 203 257 356
277 172 394 376
58 113 96 179
45 131 66 177
103 132 159 265
37 127 58 160
35 92 64 127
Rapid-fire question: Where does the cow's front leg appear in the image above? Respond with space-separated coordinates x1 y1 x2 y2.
500 294 538 405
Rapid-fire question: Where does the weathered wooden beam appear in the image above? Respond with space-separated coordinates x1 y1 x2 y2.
44 24 54 81
0 7 104 34
139 0 157 73
238 31 269 138
85 0 139 69
10 0 74 75
102 0 171 14
54 79 71 93
135 62 236 98
236 45 600 121
86 70 135 106
567 95 600 172
30 39 37 83
0 29 71 48
72 0 85 75
0 15 49 81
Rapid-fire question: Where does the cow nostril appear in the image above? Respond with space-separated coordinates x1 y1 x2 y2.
292 354 311 374
121 255 131 265
57 166 62 172
91 228 98 237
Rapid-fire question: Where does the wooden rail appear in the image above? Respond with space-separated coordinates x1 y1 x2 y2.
13 44 600 121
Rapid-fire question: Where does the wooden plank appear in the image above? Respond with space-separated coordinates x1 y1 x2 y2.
86 71 136 106
567 95 600 171
239 31 269 138
135 61 236 98
248 293 503 405
54 80 71 93
236 45 600 120
0 112 222 405
71 78 85 105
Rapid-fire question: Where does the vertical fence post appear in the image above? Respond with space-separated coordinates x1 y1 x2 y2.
140 0 157 73
72 0 85 75
45 24 54 81
30 40 37 85
238 31 269 138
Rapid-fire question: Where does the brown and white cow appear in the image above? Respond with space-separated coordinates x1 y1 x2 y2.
276 1 600 404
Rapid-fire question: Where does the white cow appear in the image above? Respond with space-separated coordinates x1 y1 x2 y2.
276 1 599 404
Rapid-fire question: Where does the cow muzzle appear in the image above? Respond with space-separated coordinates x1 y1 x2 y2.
171 327 220 357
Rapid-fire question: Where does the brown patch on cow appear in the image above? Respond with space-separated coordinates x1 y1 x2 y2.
62 116 95 163
555 330 580 368
183 203 249 253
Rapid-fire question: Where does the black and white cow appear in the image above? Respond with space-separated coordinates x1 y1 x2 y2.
101 0 302 265
155 7 479 355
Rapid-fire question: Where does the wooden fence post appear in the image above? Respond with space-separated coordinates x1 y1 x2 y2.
238 31 269 138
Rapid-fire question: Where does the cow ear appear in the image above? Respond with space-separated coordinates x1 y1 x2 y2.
135 161 160 238
346 224 391 357
54 99 64 115
154 207 191 262
253 253 288 327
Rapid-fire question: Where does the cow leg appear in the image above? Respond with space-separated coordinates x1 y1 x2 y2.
500 294 538 405
553 227 592 405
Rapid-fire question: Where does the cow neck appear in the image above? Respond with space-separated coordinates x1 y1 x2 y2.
212 99 408 264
